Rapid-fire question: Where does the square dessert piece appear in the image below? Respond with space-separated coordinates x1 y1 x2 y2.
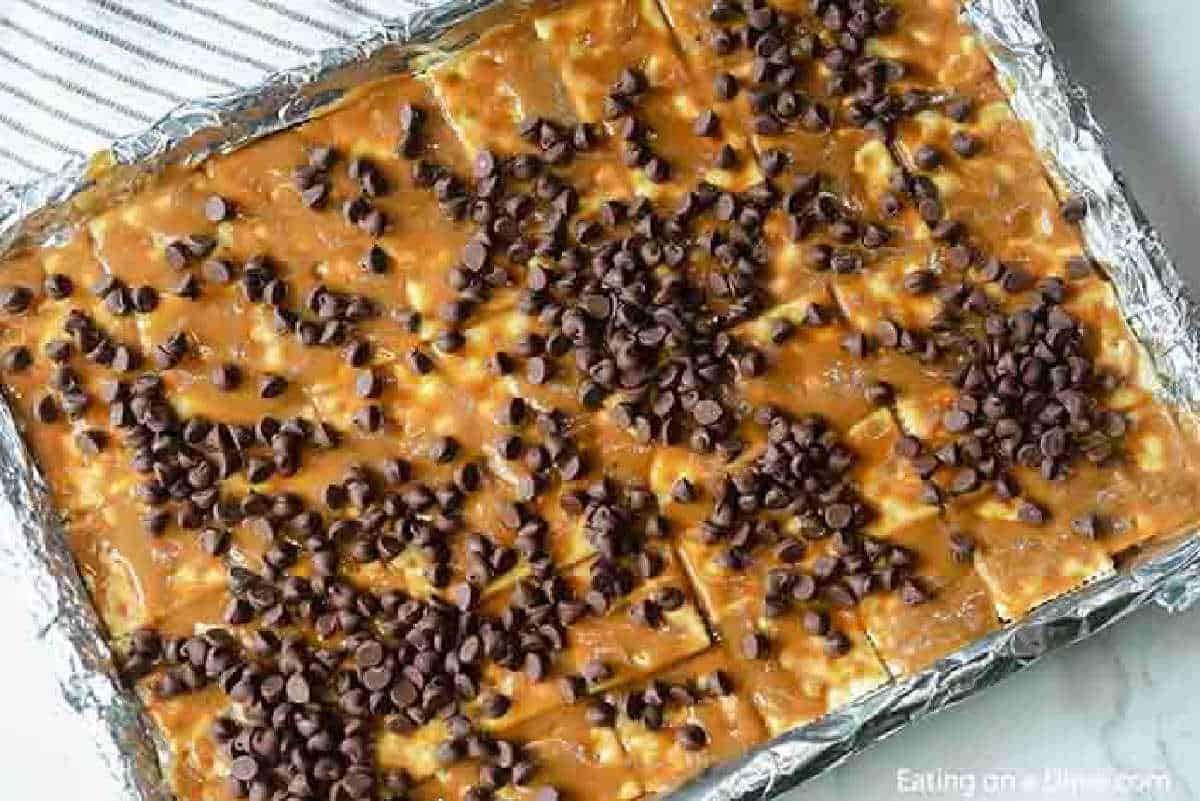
839 409 1000 674
411 702 643 801
614 647 769 794
534 0 763 199
476 546 711 732
496 703 644 801
426 20 635 207
856 514 1000 676
673 414 895 736
946 496 1113 621
1006 402 1200 557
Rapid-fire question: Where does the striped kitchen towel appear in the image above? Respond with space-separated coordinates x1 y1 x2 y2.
0 0 409 185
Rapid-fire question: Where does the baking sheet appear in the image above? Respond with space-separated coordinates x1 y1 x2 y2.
1 1 1199 799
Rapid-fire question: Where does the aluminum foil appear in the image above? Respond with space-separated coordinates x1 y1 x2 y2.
2 1 1200 800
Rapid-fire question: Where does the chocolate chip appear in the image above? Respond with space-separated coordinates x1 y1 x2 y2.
211 363 241 391
876 320 901 348
699 670 733 697
692 399 723 426
309 145 336 169
362 245 389 274
752 114 782 135
775 569 810 603
1071 513 1100 539
360 206 386 236
163 241 189 270
559 676 585 704
644 157 671 183
802 609 829 635
656 586 685 610
285 673 311 703
951 131 979 157
823 630 851 657
945 95 974 122
1017 500 1046 525
395 348 430 379
204 195 230 222
258 375 287 399
130 285 158 313
355 369 381 399
354 404 383 433
676 723 708 751
942 409 971 433
693 110 719 137
33 394 58 423
1060 194 1088 223
949 531 976 562
585 700 615 727
613 66 646 96
671 477 695 503
430 435 459 463
0 285 32 313
714 144 738 169
714 72 738 100
45 339 73 362
301 182 328 208
526 356 550 385
760 148 787 176
435 329 464 353
741 631 768 660
43 273 72 299
199 527 229 555
496 396 526 427
2 345 31 373
914 145 941 170
481 692 511 719
186 234 218 260
823 503 853 529
201 259 233 283
801 103 831 132
581 659 612 684
841 332 869 358
900 577 928 605
229 756 259 782
949 467 979 494
917 197 942 223
74 428 105 455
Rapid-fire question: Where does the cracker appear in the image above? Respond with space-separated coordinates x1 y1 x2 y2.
534 0 763 199
856 515 1000 676
676 530 890 736
946 496 1113 621
614 647 768 794
479 548 711 732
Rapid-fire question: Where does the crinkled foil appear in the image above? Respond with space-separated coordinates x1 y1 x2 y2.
1 1 1200 800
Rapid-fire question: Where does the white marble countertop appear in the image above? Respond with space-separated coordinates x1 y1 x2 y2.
2 2 1199 800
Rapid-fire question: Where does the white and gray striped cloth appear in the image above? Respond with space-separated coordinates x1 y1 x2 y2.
0 0 404 185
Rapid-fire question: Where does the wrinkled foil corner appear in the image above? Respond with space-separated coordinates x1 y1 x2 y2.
2 1 1200 801
0 0 508 253
965 0 1200 415
0 394 171 801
